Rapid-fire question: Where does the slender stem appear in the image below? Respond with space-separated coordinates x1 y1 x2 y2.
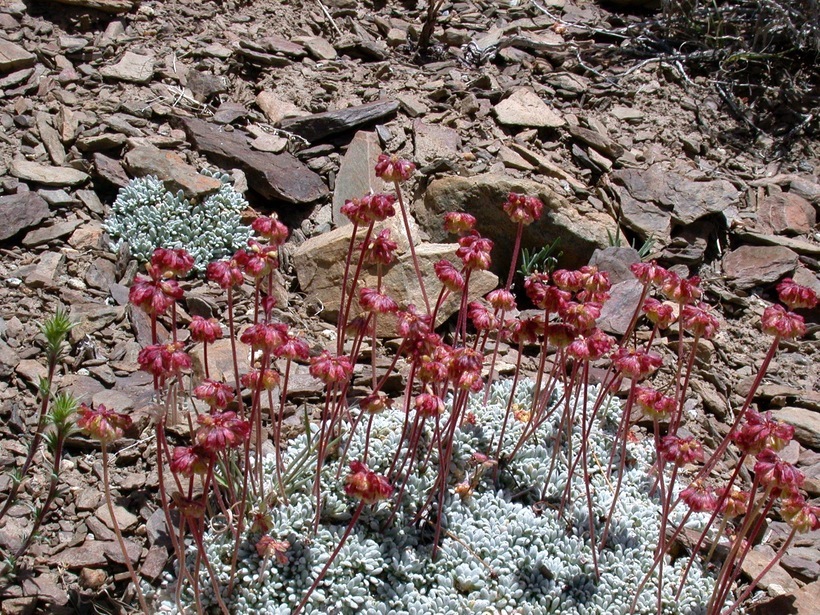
393 179 430 313
102 444 150 614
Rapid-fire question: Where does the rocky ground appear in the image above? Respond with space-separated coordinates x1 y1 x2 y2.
0 0 818 613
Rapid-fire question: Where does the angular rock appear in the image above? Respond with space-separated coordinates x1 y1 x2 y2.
722 245 798 289
418 173 614 272
92 153 130 187
51 0 137 13
0 192 51 242
0 340 19 379
48 539 106 569
301 36 337 61
773 407 820 450
185 69 227 102
293 224 498 335
123 145 222 199
35 113 66 166
23 216 83 247
95 503 138 532
567 124 624 159
178 117 328 204
255 91 303 125
756 192 816 236
100 51 154 83
190 337 251 385
588 247 641 284
610 164 740 240
104 537 140 565
413 119 462 166
279 99 399 143
741 545 799 594
332 130 382 225
24 252 64 288
0 40 35 73
10 159 89 187
493 88 565 129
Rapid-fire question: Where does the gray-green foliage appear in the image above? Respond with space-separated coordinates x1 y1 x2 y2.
105 171 251 272
156 380 718 614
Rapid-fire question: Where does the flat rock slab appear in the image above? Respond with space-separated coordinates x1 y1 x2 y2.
493 88 565 128
10 159 89 187
279 99 399 143
123 145 222 199
51 0 137 12
413 119 462 166
773 407 820 450
611 164 740 240
756 192 816 235
0 40 35 73
332 130 382 225
722 245 798 289
178 117 328 204
0 192 51 241
419 173 614 272
100 51 155 83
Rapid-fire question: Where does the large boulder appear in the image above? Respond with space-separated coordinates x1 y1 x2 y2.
417 173 615 274
292 217 498 336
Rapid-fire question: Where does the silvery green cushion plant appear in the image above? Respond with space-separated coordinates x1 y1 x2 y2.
105 171 251 272
155 379 717 614
117 154 817 615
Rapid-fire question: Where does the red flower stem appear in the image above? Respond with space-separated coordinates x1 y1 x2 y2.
339 223 376 350
493 341 525 470
226 286 244 418
671 334 700 435
293 500 366 615
393 179 429 313
505 221 524 290
336 220 360 352
101 444 150 614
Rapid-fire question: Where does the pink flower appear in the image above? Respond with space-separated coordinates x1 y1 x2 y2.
776 278 818 310
634 386 676 421
151 247 194 278
611 347 663 380
256 535 290 565
659 435 704 466
761 304 806 339
754 449 804 492
189 316 223 345
443 212 476 235
207 257 244 289
559 301 601 334
630 261 669 286
359 287 398 314
341 194 396 224
240 239 279 279
240 322 289 355
579 266 611 296
138 342 192 378
434 260 465 293
252 215 289 247
642 298 676 329
732 409 794 455
363 229 398 266
77 403 132 445
309 351 353 386
240 368 281 391
275 335 310 361
780 494 820 533
681 482 718 512
510 316 542 345
456 231 493 270
718 487 750 519
196 411 250 452
129 274 183 315
681 303 719 339
170 445 214 477
414 392 445 418
361 391 392 415
375 154 415 183
502 192 543 225
468 301 496 331
486 289 516 312
662 273 701 305
552 269 584 293
193 379 236 409
567 329 614 361
396 305 432 341
545 323 578 348
344 460 393 504
447 347 483 381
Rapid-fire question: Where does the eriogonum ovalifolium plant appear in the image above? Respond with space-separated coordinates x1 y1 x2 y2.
112 153 817 615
